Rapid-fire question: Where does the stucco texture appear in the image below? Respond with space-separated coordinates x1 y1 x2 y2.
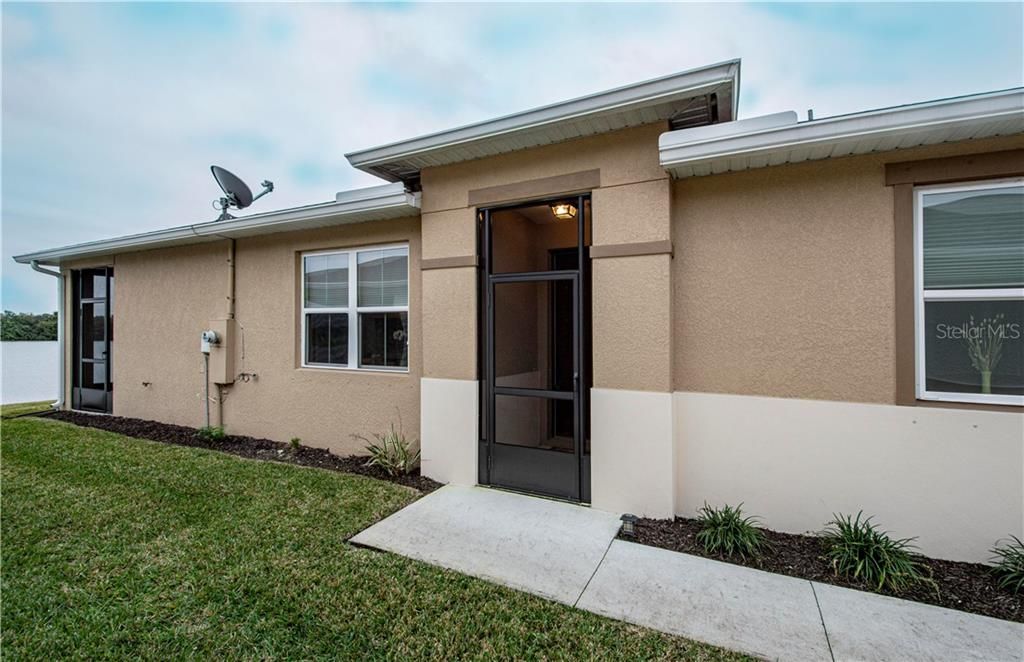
591 178 671 246
421 207 477 261
418 122 674 390
421 123 667 214
671 136 1024 404
592 254 673 392
109 217 422 455
110 243 227 425
422 266 476 381
675 391 1024 562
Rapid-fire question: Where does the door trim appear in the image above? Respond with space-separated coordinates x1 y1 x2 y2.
72 267 113 413
478 194 591 502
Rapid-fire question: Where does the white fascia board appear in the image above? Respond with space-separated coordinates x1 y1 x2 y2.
346 59 740 177
14 182 419 266
659 111 798 148
660 88 1024 174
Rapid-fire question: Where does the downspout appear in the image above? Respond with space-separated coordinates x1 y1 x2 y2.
217 239 236 427
30 261 64 410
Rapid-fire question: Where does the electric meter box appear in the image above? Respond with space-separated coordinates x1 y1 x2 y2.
207 318 238 385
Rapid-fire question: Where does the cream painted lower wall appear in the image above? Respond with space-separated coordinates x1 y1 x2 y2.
421 377 478 485
591 387 675 518
674 391 1024 563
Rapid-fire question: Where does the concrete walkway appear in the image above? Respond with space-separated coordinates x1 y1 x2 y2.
351 485 1024 661
350 483 622 604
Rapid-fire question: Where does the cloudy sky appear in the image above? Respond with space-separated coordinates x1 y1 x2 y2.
3 2 1022 312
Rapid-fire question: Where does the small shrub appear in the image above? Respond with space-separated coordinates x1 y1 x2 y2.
695 502 766 560
991 535 1024 594
822 512 934 593
353 423 420 477
197 426 225 441
290 437 301 451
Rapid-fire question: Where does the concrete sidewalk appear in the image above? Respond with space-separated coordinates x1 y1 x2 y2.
351 485 1024 661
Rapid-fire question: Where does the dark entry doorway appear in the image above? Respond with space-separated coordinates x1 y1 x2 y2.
72 267 113 412
479 195 591 502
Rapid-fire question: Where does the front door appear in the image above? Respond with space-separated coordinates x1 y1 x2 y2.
479 195 590 501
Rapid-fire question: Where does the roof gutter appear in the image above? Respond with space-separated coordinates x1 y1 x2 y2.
30 261 64 411
660 88 1024 176
346 59 741 180
13 183 419 266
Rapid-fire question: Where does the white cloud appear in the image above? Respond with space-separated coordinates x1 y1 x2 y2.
2 2 1021 311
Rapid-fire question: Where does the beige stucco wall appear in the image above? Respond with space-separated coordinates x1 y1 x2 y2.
419 122 675 393
591 178 671 245
113 243 229 425
675 391 1024 562
671 135 1024 404
592 387 675 517
669 135 1024 563
108 216 422 455
421 268 476 381
421 123 667 215
592 254 673 392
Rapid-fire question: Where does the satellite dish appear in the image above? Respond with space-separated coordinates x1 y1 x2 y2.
211 165 274 220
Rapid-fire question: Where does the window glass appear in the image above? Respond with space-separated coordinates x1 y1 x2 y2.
360 312 408 368
304 254 348 308
492 279 575 391
357 248 408 307
922 185 1024 289
918 181 1023 405
494 394 573 453
305 313 348 366
81 362 106 390
81 302 106 360
81 270 107 299
923 299 1023 396
301 245 410 370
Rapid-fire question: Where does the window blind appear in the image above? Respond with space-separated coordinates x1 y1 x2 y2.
357 248 409 307
922 186 1024 289
304 254 348 308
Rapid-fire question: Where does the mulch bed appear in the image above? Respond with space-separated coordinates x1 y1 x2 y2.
627 516 1022 623
37 410 442 494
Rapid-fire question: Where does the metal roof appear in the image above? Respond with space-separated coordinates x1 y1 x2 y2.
660 88 1024 178
13 183 420 266
346 60 741 182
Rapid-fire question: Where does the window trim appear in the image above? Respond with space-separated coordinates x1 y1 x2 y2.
913 177 1023 406
300 242 410 373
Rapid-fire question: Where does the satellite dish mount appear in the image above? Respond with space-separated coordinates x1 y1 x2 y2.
211 165 274 221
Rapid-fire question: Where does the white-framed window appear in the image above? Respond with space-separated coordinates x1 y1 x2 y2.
914 178 1023 406
301 244 409 371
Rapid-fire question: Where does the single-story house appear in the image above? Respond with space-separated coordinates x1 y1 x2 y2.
15 60 1024 563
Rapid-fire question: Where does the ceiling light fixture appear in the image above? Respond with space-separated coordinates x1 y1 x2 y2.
550 202 577 221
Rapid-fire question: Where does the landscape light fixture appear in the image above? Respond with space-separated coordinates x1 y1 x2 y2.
620 513 639 538
550 202 577 221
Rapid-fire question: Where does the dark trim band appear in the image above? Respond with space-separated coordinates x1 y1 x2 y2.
885 149 1024 187
468 169 600 207
421 255 478 270
590 240 673 259
893 183 916 406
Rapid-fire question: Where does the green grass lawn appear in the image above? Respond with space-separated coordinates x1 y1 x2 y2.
2 400 54 417
1 408 747 660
